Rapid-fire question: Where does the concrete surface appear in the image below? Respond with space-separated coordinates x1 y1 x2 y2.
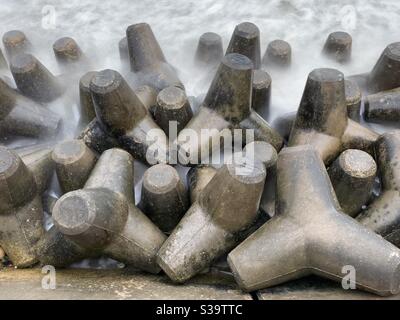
256 276 400 300
0 268 399 300
0 267 250 300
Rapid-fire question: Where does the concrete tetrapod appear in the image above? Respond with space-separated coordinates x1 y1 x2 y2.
53 37 87 72
273 80 362 140
140 164 189 233
226 22 261 69
77 118 121 154
187 145 274 255
52 139 97 193
37 226 87 268
289 68 378 163
328 149 376 217
228 145 400 296
10 53 64 103
176 53 283 166
0 78 61 138
90 69 168 164
53 37 86 67
13 142 55 195
357 131 400 247
289 68 347 163
348 43 400 94
77 82 157 153
364 88 400 123
0 145 54 267
2 30 31 60
154 86 193 134
367 42 400 93
244 141 278 217
157 156 266 283
274 115 376 151
345 80 362 121
119 36 129 65
195 32 223 67
50 148 167 273
262 40 291 68
322 31 352 63
126 23 184 92
251 70 271 118
187 142 276 219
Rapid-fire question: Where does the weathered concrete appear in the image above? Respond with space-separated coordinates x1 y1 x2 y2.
2 30 31 60
52 139 97 193
90 69 168 164
322 31 352 63
78 81 159 154
0 267 251 300
53 37 86 71
157 155 266 283
0 145 53 268
357 130 400 247
345 80 361 121
226 22 261 69
155 86 193 134
77 119 121 154
262 39 291 68
195 32 223 67
256 276 400 300
0 78 61 138
328 149 376 217
289 68 378 163
78 71 97 126
139 164 189 233
176 53 282 165
252 70 271 118
349 43 400 94
126 23 184 92
367 42 400 93
228 145 400 296
364 88 400 123
289 68 347 163
10 53 64 103
1 267 399 300
244 141 277 218
49 148 166 272
14 142 55 194
272 80 362 141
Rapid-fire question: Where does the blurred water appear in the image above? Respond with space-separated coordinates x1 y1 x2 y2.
0 0 399 122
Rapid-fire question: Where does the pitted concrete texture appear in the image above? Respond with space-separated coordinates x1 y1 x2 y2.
1 268 400 300
256 276 400 300
0 267 251 300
